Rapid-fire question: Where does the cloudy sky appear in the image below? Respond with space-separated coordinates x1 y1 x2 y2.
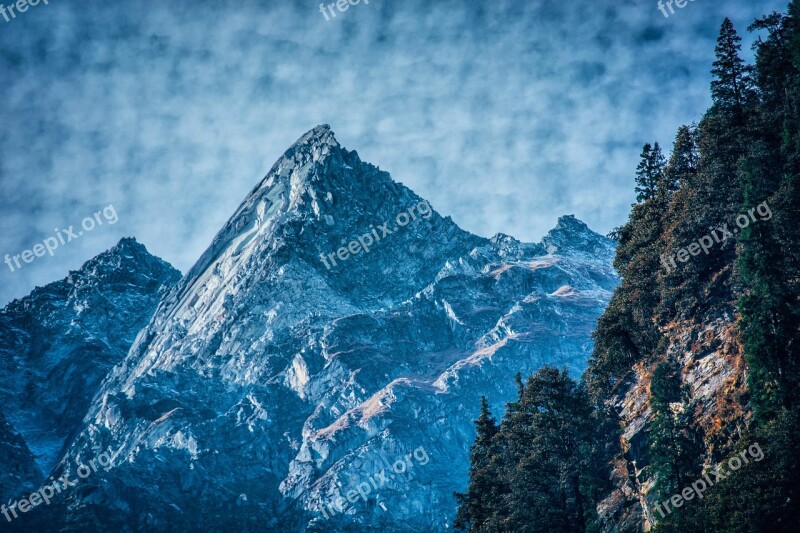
0 0 787 305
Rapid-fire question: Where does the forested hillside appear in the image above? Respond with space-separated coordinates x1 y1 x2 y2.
456 3 800 531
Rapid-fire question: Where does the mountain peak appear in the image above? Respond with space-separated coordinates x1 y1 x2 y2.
553 214 592 235
296 124 337 148
541 215 615 258
73 237 178 283
278 124 341 171
106 236 146 257
0 239 180 475
112 235 140 247
243 125 342 206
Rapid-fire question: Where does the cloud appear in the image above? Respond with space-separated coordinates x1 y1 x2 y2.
0 0 787 304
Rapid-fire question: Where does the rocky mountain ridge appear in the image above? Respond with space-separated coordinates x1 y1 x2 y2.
4 126 617 532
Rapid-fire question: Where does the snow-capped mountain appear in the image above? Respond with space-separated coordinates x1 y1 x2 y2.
9 126 616 531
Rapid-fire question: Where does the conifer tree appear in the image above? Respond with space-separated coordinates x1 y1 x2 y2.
648 361 702 508
635 143 666 203
454 397 505 532
663 126 698 193
711 18 754 115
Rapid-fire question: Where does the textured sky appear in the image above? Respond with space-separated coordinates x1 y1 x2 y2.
0 0 787 305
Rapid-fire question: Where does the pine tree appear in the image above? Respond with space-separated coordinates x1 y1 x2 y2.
635 143 666 203
648 361 702 508
505 369 602 531
663 125 698 193
711 18 754 116
635 143 654 203
454 397 506 532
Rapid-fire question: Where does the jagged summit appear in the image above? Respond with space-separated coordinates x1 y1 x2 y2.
166 125 485 326
241 124 343 212
178 126 352 286
486 215 611 262
294 123 338 149
2 237 176 314
541 214 615 258
110 235 145 252
487 232 546 260
76 237 175 276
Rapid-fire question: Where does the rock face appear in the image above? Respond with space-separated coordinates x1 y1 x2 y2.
0 411 42 503
0 238 180 488
17 126 617 532
598 310 748 533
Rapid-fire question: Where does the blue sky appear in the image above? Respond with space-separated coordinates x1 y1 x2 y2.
0 0 788 305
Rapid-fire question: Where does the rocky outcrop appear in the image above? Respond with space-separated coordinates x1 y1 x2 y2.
598 307 749 532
